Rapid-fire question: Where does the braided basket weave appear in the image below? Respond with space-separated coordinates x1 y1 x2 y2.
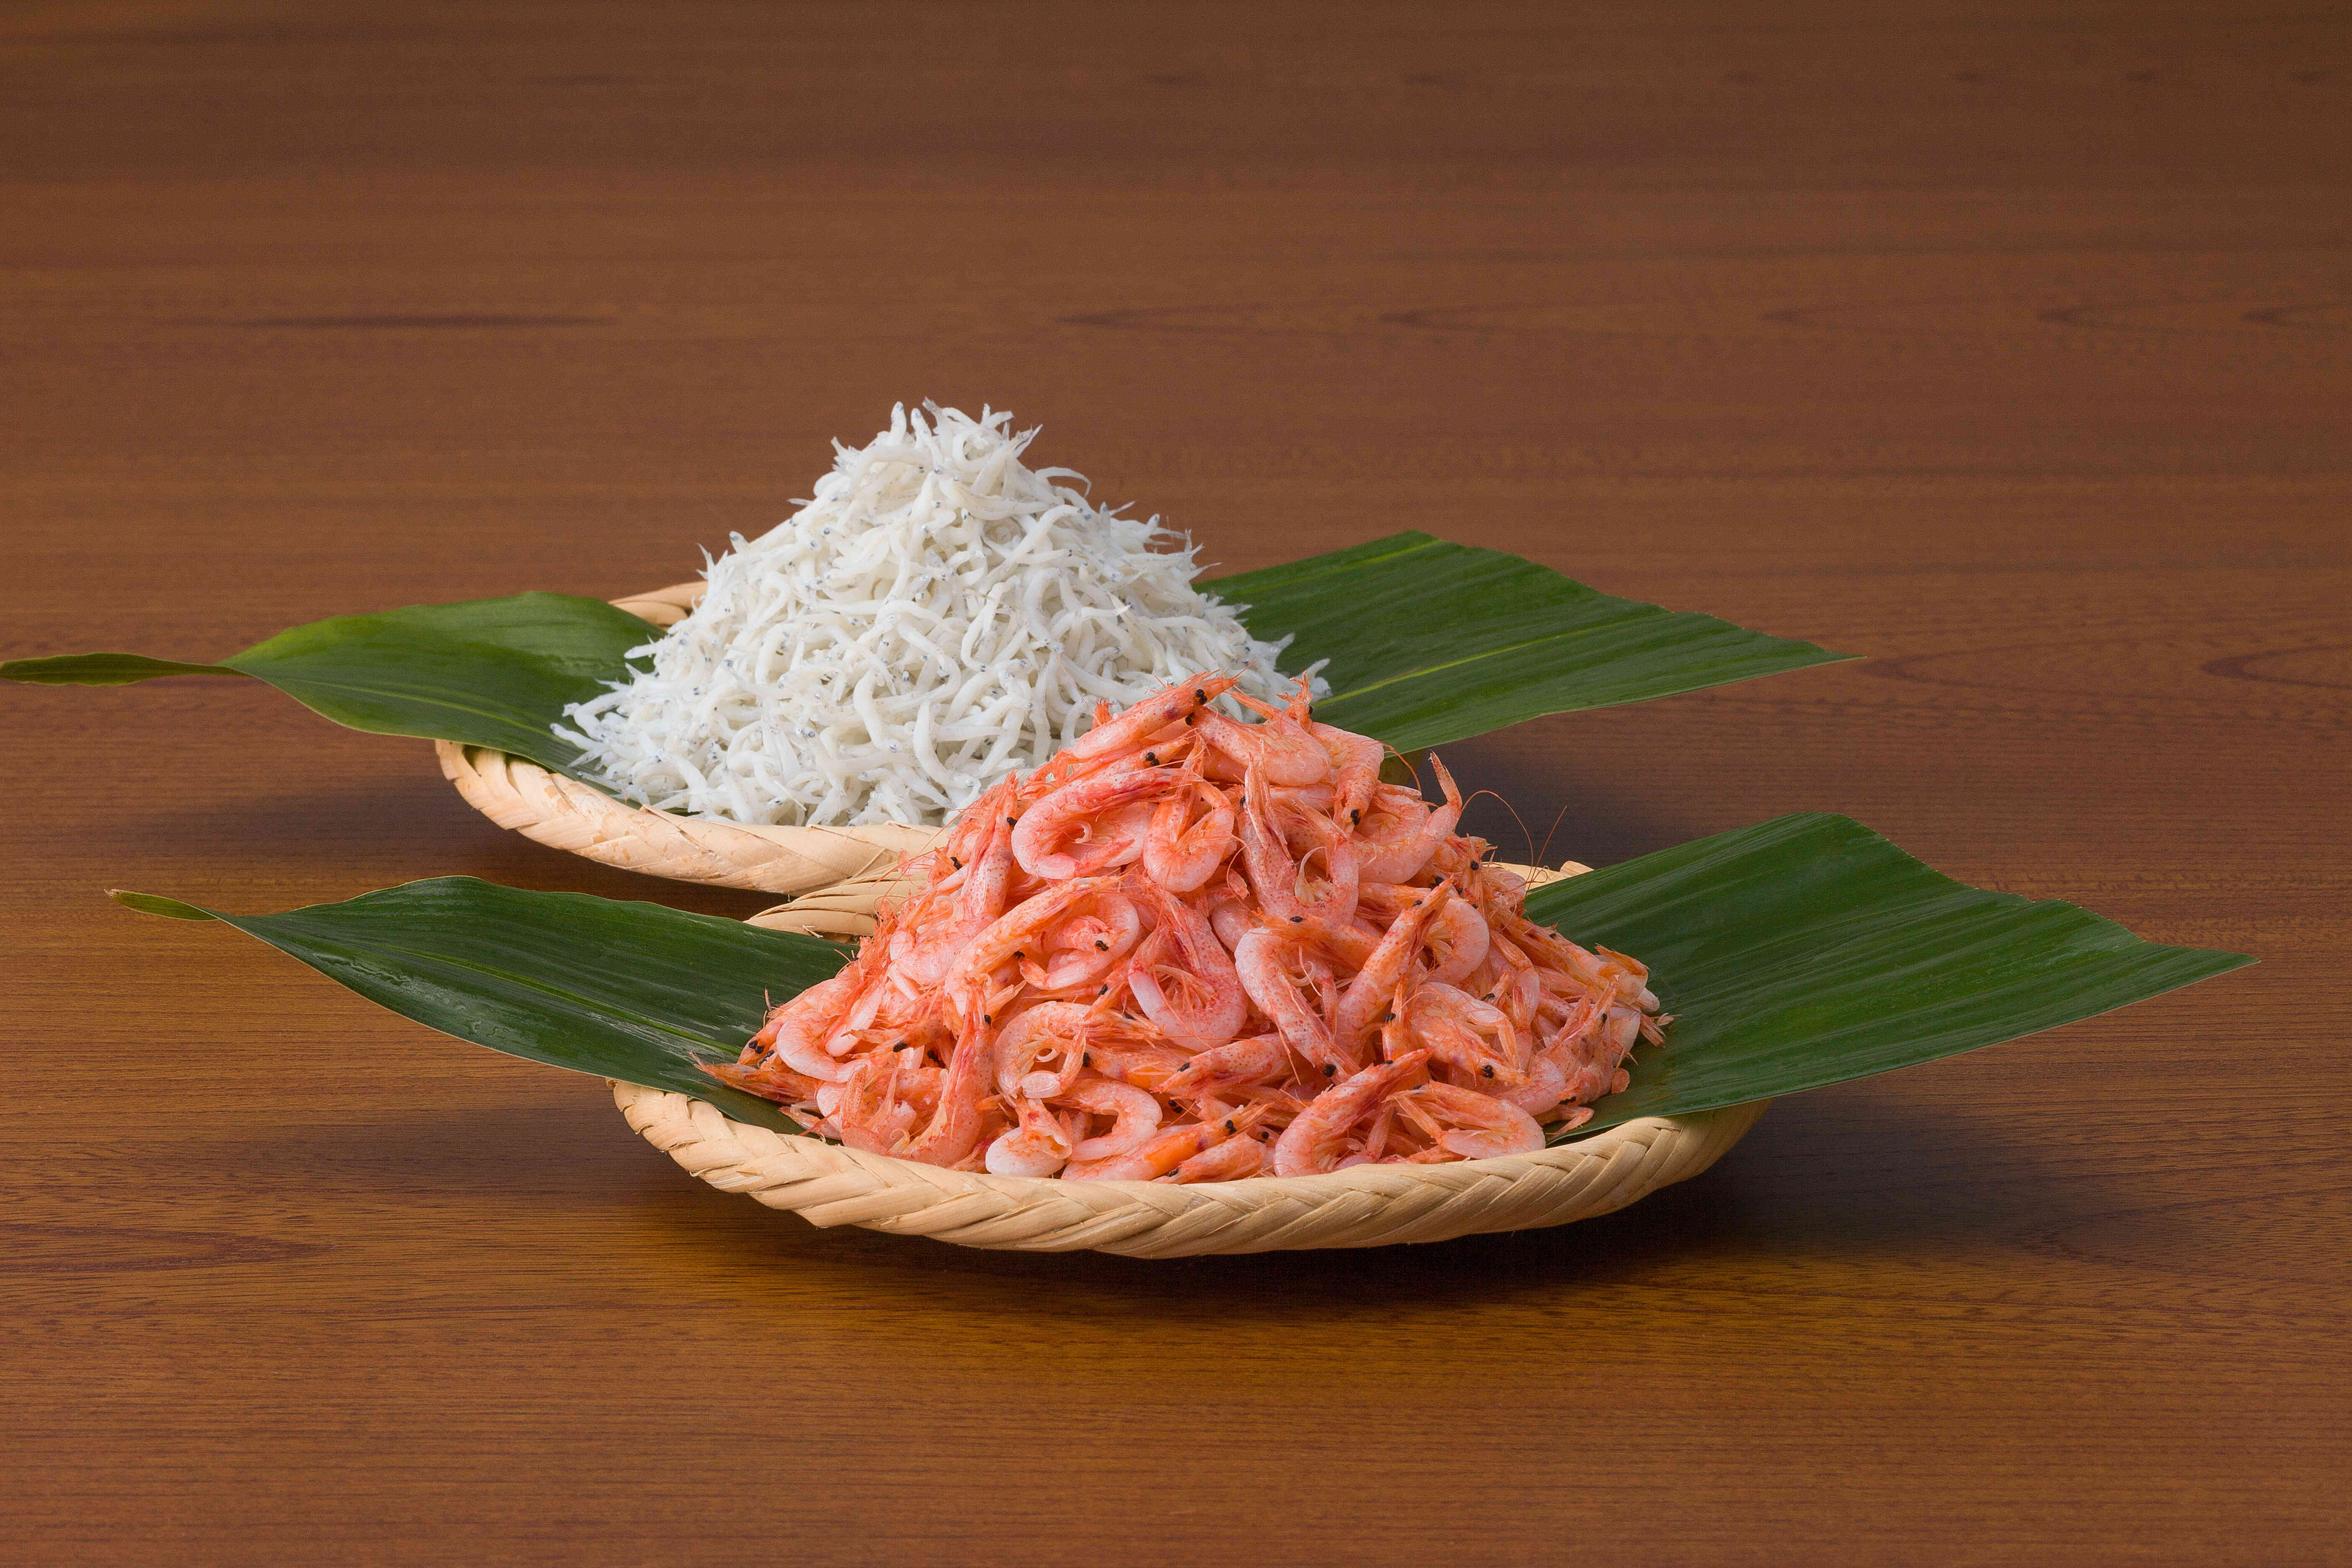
611 863 1767 1256
437 583 937 895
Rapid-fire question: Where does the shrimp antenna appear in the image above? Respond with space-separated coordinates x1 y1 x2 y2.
1382 744 1425 794
1461 788 1533 867
1534 803 1571 872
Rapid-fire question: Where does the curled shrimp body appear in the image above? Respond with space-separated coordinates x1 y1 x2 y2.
1354 756 1464 883
1142 775 1236 892
1401 982 1523 1086
1011 766 1181 881
992 1002 1099 1100
1418 899 1491 988
985 1099 1076 1177
1123 879 1247 1049
1273 1050 1430 1177
1055 1076 1163 1161
1394 1079 1544 1159
1234 928 1346 1075
1194 706 1332 787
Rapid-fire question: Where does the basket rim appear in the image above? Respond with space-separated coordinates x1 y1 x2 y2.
613 1078 1769 1255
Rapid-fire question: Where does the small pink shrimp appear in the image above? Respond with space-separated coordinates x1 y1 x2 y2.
1142 774 1236 892
944 877 1121 1027
1160 1033 1292 1101
991 1002 1100 1100
1054 1076 1163 1162
984 1099 1076 1177
1418 897 1491 988
1234 927 1347 1077
1393 1080 1544 1159
1194 705 1333 787
895 780 1019 985
1332 882 1453 1052
1017 886 1142 992
1065 1104 1269 1181
1354 753 1463 883
1402 982 1523 1086
1272 1049 1430 1177
1175 1134 1264 1182
1270 792 1361 924
1122 879 1248 1049
1310 721 1384 828
748 965 869 1084
1011 766 1179 881
900 1031 992 1167
1066 675 1238 765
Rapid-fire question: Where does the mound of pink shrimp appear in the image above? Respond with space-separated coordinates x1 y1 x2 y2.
707 675 1670 1181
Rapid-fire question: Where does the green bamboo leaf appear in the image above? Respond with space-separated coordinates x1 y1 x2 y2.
114 816 2247 1148
5 594 657 775
8 534 1847 786
109 879 846 1133
1210 532 1851 750
1524 813 2253 1137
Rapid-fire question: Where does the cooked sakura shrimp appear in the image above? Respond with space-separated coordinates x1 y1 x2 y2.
1142 774 1236 893
899 1032 992 1167
1011 766 1182 880
1176 1133 1265 1182
1234 927 1347 1076
895 778 1019 985
1332 882 1453 1052
1066 674 1238 764
985 1099 1077 1177
1054 1076 1163 1161
1123 878 1248 1049
1194 704 1333 787
992 1002 1099 1100
1160 1033 1292 1101
1064 1104 1269 1182
1272 1049 1431 1177
1310 721 1385 828
1401 982 1523 1086
944 877 1121 1028
1354 753 1464 883
1394 1079 1545 1159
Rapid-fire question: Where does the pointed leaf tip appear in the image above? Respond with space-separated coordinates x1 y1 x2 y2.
110 890 219 921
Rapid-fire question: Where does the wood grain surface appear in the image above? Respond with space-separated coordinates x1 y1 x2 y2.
4 3 2346 1563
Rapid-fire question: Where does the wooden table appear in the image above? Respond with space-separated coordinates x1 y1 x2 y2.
5 3 2345 1562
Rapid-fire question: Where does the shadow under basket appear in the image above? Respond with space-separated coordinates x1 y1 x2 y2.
606 864 1766 1257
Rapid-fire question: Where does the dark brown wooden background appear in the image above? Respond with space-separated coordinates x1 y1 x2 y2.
5 3 2346 1563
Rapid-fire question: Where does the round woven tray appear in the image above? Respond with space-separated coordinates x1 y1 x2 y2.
611 862 1767 1256
438 583 937 895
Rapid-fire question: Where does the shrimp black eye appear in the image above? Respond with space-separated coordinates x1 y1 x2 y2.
1481 1064 1496 1078
1006 816 1018 826
1323 1063 1337 1076
1224 1120 1237 1135
1145 753 1158 765
1289 916 1303 923
1194 688 1207 704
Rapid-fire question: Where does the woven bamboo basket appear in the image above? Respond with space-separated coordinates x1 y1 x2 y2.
610 861 1767 1256
437 583 938 895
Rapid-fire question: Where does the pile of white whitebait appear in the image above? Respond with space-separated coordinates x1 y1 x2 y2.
557 404 1318 827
